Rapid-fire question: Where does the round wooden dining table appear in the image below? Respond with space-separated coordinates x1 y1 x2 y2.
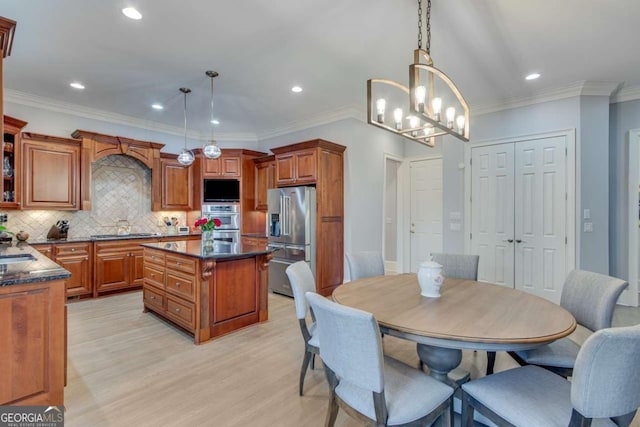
332 274 576 385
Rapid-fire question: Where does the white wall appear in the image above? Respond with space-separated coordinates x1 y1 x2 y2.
384 158 399 261
258 118 406 257
609 99 640 281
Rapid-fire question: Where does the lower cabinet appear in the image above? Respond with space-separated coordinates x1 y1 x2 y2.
94 239 154 296
0 279 66 405
31 242 92 298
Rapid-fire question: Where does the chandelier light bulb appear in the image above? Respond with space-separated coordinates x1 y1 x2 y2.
446 107 456 128
456 115 466 134
424 127 433 137
393 108 403 130
376 99 386 123
432 97 442 121
409 116 419 137
415 86 426 112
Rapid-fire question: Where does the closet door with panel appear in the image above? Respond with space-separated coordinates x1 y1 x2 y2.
470 136 567 303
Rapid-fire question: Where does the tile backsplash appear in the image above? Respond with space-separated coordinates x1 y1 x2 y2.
3 155 188 240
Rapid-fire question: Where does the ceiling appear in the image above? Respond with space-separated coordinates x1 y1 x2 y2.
2 0 639 140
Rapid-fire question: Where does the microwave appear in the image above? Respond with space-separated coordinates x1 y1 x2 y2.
203 179 240 203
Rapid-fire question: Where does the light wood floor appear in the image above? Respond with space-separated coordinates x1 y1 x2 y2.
65 291 640 427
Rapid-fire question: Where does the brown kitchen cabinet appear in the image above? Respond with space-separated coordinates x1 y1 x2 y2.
54 242 92 298
0 278 66 406
254 155 275 211
274 148 317 186
241 236 268 247
21 132 81 210
1 115 27 209
270 139 346 296
203 154 241 178
94 239 154 296
31 243 53 259
159 153 194 210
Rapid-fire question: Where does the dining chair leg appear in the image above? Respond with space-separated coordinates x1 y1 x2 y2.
324 366 340 427
486 351 496 375
461 391 474 427
299 350 312 396
311 353 316 370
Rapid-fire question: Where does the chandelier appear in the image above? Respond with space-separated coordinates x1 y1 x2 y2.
203 70 222 159
176 87 195 166
367 0 469 147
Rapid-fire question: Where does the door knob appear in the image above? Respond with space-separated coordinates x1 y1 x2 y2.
515 239 527 243
503 239 514 243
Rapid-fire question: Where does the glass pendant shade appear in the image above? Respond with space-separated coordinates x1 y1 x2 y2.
203 140 221 159
177 148 195 166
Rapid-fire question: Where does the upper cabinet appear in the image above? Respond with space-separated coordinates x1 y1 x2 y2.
21 133 81 210
71 130 164 211
203 154 241 178
159 153 194 210
254 155 275 211
274 148 317 186
1 115 27 209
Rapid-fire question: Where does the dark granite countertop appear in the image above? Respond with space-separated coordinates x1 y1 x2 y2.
27 232 203 245
142 240 273 260
0 243 71 287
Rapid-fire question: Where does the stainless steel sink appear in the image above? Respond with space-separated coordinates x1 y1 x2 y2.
0 254 37 264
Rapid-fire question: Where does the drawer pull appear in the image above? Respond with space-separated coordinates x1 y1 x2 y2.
71 248 76 252
151 274 155 277
176 262 181 266
151 255 156 259
175 308 181 312
175 282 181 287
150 296 156 300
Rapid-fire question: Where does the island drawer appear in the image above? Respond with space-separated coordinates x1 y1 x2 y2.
144 265 165 288
166 295 195 330
143 286 165 311
55 243 90 257
144 250 165 266
166 272 195 301
165 254 196 275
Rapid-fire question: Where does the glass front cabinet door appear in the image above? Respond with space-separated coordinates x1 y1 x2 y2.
2 116 28 209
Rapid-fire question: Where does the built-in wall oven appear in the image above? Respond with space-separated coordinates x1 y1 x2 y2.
202 203 240 244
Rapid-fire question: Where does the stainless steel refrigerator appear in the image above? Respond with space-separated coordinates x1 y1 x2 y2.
267 186 316 297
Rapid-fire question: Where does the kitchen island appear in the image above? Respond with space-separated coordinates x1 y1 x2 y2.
141 241 273 344
0 243 71 406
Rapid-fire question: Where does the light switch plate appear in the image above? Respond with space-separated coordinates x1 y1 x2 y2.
583 209 591 220
584 222 593 233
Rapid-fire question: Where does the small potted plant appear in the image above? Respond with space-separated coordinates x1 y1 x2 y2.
194 217 221 249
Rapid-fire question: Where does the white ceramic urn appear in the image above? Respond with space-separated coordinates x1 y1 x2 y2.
417 261 444 298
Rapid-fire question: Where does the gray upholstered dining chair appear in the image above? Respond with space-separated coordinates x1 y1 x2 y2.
306 292 454 427
510 269 628 378
461 324 640 427
430 252 479 281
285 261 320 396
429 252 491 375
345 251 384 280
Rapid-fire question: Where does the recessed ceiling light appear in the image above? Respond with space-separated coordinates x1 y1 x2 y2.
122 7 142 20
210 119 220 125
69 82 85 90
151 103 163 110
291 86 303 93
525 73 541 81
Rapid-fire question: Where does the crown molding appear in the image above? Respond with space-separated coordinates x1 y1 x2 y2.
611 85 640 104
256 104 364 141
472 81 621 117
4 89 258 143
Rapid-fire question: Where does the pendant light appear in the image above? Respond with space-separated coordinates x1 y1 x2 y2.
203 70 222 159
177 87 195 166
367 0 469 147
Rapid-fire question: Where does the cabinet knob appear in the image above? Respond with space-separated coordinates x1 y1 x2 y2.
175 308 181 312
176 262 181 266
85 257 89 260
151 256 156 259
150 296 156 300
71 248 76 252
175 282 181 287
151 273 155 277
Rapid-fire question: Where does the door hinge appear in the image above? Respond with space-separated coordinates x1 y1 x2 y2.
470 158 473 166
565 192 568 201
470 233 473 240
565 147 568 156
565 236 568 244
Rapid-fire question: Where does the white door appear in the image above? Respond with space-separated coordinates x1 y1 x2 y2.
514 137 567 302
470 144 515 287
470 136 568 303
410 158 443 272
